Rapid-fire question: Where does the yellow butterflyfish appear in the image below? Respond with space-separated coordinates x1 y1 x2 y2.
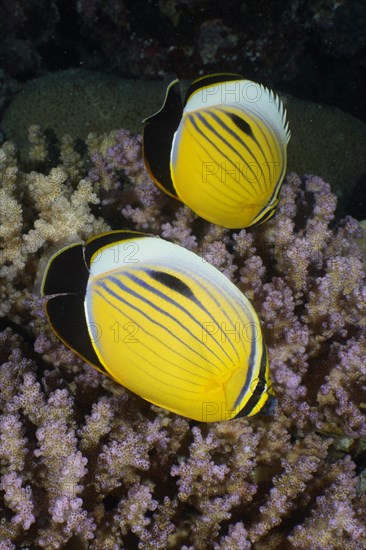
42 230 274 421
143 73 290 228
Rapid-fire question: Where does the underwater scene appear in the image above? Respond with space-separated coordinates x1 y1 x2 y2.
0 1 365 548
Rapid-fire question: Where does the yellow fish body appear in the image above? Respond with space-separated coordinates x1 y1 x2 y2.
143 74 290 228
42 231 273 422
